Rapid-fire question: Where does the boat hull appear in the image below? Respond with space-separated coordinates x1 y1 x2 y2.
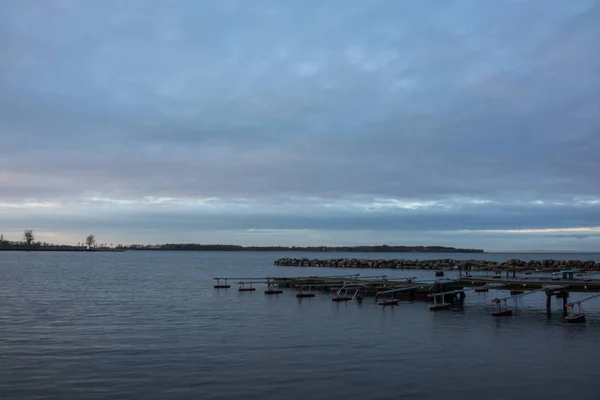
565 314 586 324
492 309 513 317
378 299 399 306
429 303 452 311
332 296 352 302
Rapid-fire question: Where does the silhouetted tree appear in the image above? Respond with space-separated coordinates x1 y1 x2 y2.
85 234 96 248
23 229 34 245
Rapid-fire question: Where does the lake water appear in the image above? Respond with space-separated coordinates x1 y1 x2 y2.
2 251 600 400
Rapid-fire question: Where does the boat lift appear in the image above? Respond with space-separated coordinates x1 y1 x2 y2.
332 283 367 302
237 280 263 292
580 271 600 282
375 285 426 306
264 278 283 295
565 293 600 323
428 287 475 310
213 277 231 289
551 269 581 281
295 283 333 298
490 285 568 317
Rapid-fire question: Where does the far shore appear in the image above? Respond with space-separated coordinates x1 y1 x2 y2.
0 243 483 253
0 248 475 253
0 247 124 252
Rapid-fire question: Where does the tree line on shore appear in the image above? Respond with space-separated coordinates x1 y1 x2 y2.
113 244 483 252
0 231 483 253
0 230 115 251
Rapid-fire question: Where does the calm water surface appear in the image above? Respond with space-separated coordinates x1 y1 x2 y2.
2 251 600 400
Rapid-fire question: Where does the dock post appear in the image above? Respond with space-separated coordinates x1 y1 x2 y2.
457 291 465 306
512 270 516 278
546 292 552 316
562 292 569 317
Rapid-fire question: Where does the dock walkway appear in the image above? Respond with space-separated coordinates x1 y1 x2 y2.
458 277 600 292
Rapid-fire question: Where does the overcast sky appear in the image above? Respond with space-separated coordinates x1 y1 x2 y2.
1 0 599 251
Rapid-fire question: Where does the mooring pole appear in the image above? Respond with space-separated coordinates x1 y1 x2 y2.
562 292 569 317
546 292 552 316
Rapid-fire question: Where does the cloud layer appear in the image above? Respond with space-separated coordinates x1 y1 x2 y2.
1 0 599 250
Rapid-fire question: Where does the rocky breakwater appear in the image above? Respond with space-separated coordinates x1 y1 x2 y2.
273 257 600 271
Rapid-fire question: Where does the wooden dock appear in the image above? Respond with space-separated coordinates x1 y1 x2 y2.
270 276 463 300
212 274 600 321
458 276 600 292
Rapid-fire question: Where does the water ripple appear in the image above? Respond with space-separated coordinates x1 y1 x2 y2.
2 251 600 399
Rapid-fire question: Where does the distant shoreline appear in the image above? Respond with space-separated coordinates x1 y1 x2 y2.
0 247 124 252
0 244 483 253
116 244 484 252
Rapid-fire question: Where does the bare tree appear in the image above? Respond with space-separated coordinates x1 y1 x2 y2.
23 229 34 245
85 234 96 248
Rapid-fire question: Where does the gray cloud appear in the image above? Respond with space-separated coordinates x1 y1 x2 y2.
1 0 599 249
545 234 600 240
3 200 599 232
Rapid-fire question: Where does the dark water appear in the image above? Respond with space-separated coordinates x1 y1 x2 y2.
2 251 600 400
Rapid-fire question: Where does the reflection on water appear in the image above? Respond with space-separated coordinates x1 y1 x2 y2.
1 251 600 400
